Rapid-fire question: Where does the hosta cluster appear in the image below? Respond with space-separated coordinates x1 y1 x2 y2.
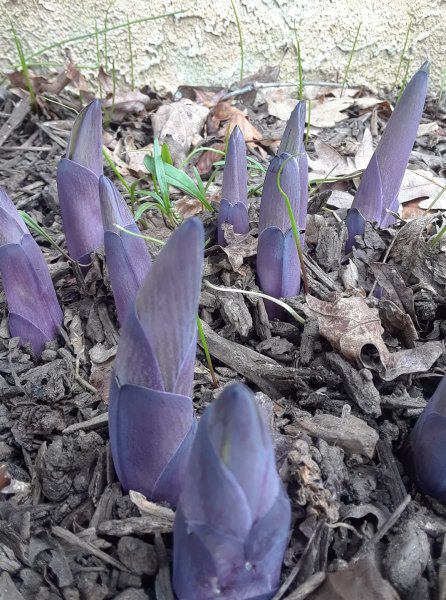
0 60 436 597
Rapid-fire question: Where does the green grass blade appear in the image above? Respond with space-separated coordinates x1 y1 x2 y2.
230 0 244 81
196 317 219 387
341 22 362 96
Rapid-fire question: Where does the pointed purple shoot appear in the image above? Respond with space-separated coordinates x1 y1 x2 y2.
347 62 429 250
57 100 103 264
173 383 291 600
108 218 204 507
0 189 63 355
277 100 306 156
218 126 249 246
99 176 151 324
257 153 305 318
408 374 446 502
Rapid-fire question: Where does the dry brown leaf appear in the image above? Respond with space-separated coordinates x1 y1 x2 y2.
370 263 419 328
176 85 227 107
152 98 209 164
304 293 388 366
307 139 352 180
210 102 264 153
122 135 151 178
196 142 225 175
308 556 399 600
221 224 258 272
354 128 374 171
175 196 204 219
399 169 446 206
259 88 297 121
304 293 443 381
309 96 354 128
102 90 152 116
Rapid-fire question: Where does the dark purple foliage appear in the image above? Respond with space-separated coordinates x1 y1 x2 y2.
99 176 151 324
0 189 63 354
173 383 291 600
108 218 204 507
217 126 249 246
57 100 103 264
257 153 307 318
408 374 446 502
346 62 429 252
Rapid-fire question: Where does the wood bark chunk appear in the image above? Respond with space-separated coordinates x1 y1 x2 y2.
325 352 381 416
198 320 295 399
295 412 379 458
98 515 174 537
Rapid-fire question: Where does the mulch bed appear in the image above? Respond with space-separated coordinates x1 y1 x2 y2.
0 79 445 600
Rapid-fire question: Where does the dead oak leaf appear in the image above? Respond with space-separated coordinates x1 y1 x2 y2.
210 102 264 152
221 224 257 272
175 196 204 219
308 556 399 600
152 98 209 164
304 293 388 367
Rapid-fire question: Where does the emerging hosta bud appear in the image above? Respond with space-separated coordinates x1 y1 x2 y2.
57 100 103 264
408 374 446 502
277 100 306 156
0 189 63 354
99 176 151 324
346 62 429 252
173 383 291 600
257 153 306 318
217 126 249 246
108 218 204 507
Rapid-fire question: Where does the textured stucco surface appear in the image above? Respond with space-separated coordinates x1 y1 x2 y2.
0 0 445 93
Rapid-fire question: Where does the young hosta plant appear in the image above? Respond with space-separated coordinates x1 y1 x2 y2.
0 189 63 354
108 218 204 507
346 62 429 252
277 100 306 156
217 126 249 246
173 383 291 600
257 153 307 318
99 176 151 324
57 100 103 264
408 374 446 502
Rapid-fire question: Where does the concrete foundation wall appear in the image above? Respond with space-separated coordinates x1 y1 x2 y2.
1 0 445 93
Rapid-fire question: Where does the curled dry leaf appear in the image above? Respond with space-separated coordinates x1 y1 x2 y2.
259 88 297 121
174 196 204 219
309 96 354 128
304 293 442 381
220 223 258 272
308 556 399 600
370 263 419 328
209 101 264 151
152 98 209 164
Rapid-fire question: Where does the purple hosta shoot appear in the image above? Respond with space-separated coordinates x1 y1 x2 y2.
108 218 204 507
277 100 306 156
257 153 306 318
346 62 429 252
408 374 446 502
217 126 249 246
173 383 291 600
57 99 103 265
0 189 63 355
99 176 151 324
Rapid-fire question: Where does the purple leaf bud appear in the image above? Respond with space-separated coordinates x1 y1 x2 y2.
408 374 446 502
277 100 306 156
257 153 305 318
347 62 429 250
218 126 249 245
0 189 63 355
173 383 291 600
99 176 151 324
109 218 204 506
57 100 103 264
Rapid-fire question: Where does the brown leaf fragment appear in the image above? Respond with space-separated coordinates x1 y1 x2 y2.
390 216 446 295
378 299 417 348
380 341 443 381
370 263 419 328
209 101 264 153
175 196 204 219
221 224 257 272
308 555 399 600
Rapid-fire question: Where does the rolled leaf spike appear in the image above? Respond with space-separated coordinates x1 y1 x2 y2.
108 218 204 507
